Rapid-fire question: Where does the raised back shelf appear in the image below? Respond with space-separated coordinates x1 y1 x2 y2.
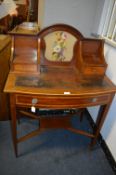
9 24 107 79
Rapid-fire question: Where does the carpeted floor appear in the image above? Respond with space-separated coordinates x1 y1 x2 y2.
0 114 115 175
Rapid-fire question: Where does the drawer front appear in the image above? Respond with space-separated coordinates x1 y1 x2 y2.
83 67 106 76
16 94 110 108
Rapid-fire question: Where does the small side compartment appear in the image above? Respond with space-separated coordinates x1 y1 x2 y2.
77 38 107 78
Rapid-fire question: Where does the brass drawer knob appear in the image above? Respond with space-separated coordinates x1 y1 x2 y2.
92 98 97 102
32 98 38 105
93 69 97 73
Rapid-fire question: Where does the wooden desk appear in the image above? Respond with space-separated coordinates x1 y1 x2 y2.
4 24 116 156
4 66 116 156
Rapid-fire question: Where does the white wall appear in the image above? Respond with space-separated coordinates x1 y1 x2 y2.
89 0 116 161
38 0 45 27
92 0 105 35
43 0 97 37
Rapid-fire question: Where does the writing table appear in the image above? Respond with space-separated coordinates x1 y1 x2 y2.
4 23 116 156
4 66 116 156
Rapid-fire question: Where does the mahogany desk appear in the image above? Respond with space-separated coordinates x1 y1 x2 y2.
4 66 116 156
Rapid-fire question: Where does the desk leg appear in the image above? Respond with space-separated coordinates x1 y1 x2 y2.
90 93 115 148
10 94 18 157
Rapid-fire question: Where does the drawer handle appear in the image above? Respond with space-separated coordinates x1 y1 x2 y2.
32 98 38 105
92 98 97 102
93 69 97 73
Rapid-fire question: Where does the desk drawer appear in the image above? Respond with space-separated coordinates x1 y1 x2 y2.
83 67 106 76
16 94 110 108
